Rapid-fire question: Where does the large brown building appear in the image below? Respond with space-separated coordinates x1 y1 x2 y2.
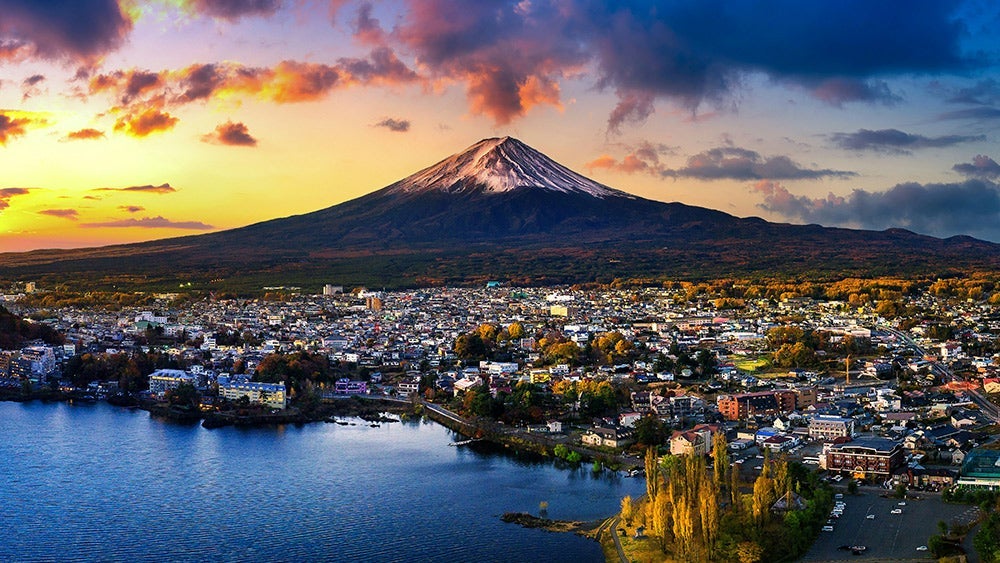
717 390 796 421
823 438 904 481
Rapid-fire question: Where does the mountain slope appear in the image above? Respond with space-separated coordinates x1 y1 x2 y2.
2 137 1000 290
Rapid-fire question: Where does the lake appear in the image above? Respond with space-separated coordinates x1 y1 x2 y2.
0 401 643 562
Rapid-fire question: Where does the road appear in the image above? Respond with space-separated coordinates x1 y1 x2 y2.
882 326 1000 423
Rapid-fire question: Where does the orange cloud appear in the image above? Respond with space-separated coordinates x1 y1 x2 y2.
90 49 418 118
38 208 79 220
113 107 178 137
0 110 48 145
202 121 257 146
64 128 105 141
94 183 177 194
0 187 32 211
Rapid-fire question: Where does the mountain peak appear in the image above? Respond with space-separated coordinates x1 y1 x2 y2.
385 136 633 199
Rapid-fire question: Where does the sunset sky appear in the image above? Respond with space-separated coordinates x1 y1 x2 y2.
2 0 1000 252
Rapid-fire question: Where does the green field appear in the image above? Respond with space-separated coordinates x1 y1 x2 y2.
734 357 771 372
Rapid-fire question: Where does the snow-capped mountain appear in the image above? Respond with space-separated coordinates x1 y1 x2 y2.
385 136 633 199
4 137 1000 289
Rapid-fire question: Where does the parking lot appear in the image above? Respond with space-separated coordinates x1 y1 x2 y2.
801 489 977 561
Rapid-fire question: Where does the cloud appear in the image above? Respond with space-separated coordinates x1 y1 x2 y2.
64 128 105 141
89 48 418 113
202 121 258 146
586 141 675 175
38 208 79 220
751 178 1000 241
352 2 386 46
607 90 656 133
936 107 1000 121
0 0 133 63
947 78 1000 105
662 147 855 181
831 128 985 154
807 78 901 107
82 216 214 230
0 112 30 145
113 107 178 137
953 155 1000 180
118 205 145 213
374 117 410 132
392 0 588 124
180 0 283 21
0 187 31 211
21 74 45 100
94 183 177 194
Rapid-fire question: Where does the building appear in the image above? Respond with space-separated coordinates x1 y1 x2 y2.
808 415 855 440
581 426 634 449
717 390 796 421
322 284 344 296
956 449 1000 490
148 369 197 396
823 437 904 480
397 378 420 397
334 378 368 395
218 379 286 409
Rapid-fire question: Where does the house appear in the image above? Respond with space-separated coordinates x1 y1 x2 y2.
581 426 634 449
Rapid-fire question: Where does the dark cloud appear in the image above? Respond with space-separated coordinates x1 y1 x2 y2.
583 1 969 113
64 128 105 141
94 183 177 194
118 205 145 213
831 128 985 154
752 178 1000 241
662 147 855 181
362 1 982 128
948 78 1000 105
352 2 386 45
203 121 258 146
393 0 588 124
82 216 214 230
38 208 78 220
183 0 282 21
936 107 1000 121
953 155 1000 180
607 90 655 133
807 78 901 107
374 118 410 132
0 187 31 211
0 0 133 63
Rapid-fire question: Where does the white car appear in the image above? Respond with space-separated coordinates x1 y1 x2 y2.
866 514 875 519
898 501 907 506
822 526 834 532
916 546 928 551
891 508 902 514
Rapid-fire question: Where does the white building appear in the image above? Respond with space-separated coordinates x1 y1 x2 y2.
148 369 197 396
218 377 286 409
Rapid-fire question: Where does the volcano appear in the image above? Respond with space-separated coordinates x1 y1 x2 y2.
3 137 1000 290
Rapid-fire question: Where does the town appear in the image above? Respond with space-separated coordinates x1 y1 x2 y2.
4 277 1000 560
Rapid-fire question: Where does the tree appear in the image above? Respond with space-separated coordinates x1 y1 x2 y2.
621 495 635 526
166 382 198 409
454 333 488 361
634 415 667 447
846 479 858 495
736 541 764 563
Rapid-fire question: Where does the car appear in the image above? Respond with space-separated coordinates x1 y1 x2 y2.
916 546 928 551
822 526 834 532
891 509 902 514
866 514 875 519
898 501 906 506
